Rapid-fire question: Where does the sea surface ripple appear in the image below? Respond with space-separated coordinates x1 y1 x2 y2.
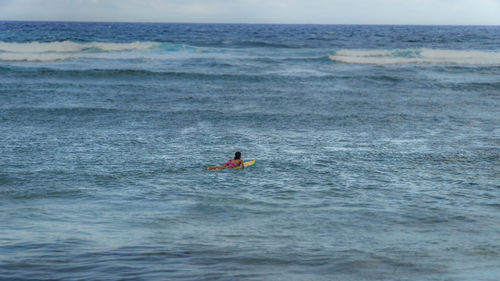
1 22 500 281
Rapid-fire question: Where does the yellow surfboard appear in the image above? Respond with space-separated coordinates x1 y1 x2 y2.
208 158 256 170
236 158 256 169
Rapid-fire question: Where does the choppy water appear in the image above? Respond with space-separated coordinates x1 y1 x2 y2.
1 22 500 280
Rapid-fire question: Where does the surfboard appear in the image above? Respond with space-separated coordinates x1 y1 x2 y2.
208 158 256 170
236 158 256 169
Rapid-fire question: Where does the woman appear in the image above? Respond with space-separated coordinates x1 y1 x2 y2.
207 152 244 170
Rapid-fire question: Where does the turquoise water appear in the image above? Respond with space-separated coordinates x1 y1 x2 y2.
1 22 500 280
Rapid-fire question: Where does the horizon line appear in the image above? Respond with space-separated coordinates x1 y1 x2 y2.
1 19 499 27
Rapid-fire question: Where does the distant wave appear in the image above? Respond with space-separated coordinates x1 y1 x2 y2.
0 53 71 62
0 67 267 81
0 40 326 63
0 41 162 53
0 41 193 61
329 49 500 65
236 41 296 48
0 67 338 82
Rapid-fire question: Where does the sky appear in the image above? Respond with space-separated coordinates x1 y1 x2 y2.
1 0 500 25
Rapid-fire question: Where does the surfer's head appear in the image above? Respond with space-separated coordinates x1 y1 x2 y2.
234 151 241 159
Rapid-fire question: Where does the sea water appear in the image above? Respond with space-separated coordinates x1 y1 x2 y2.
1 22 499 280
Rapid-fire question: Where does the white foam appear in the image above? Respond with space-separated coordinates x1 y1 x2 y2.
0 41 165 62
0 53 70 62
329 48 500 65
0 41 161 53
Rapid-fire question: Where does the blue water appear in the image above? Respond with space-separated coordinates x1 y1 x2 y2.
1 22 499 280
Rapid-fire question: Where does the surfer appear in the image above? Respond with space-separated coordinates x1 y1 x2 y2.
207 152 244 170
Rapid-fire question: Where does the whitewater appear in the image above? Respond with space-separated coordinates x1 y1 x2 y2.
2 40 500 65
329 48 500 65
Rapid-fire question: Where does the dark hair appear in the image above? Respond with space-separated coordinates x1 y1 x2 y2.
234 151 241 160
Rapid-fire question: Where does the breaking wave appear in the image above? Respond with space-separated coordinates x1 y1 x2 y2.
0 41 162 53
0 53 71 62
329 49 500 65
0 41 195 61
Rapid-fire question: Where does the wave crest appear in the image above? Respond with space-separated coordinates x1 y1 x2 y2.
0 41 162 53
329 49 500 65
0 41 194 62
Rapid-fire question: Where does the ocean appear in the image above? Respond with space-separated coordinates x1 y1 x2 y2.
1 22 499 280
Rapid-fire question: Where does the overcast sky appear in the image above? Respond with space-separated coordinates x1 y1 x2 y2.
1 0 500 25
